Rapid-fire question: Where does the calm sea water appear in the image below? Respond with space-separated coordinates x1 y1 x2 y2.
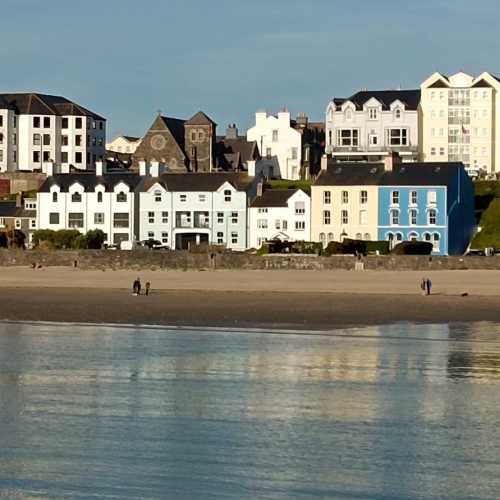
0 321 500 499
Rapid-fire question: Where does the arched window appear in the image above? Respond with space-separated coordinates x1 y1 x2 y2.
386 232 395 249
52 191 58 203
395 233 403 244
327 232 334 242
364 233 371 241
97 191 103 203
319 232 326 248
432 233 440 252
355 233 362 240
116 191 127 202
408 232 419 242
71 192 82 203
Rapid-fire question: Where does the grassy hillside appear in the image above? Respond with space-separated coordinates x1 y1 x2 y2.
472 181 500 248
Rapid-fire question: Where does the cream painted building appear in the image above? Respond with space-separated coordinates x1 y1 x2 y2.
420 71 500 175
106 135 141 154
311 161 379 246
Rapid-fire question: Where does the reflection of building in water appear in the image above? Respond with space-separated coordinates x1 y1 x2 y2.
447 323 500 382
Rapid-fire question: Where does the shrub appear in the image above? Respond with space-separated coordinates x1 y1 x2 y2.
365 240 390 255
6 229 26 249
293 241 323 255
53 229 81 249
391 241 433 255
32 229 105 249
471 198 500 248
85 229 106 249
323 239 367 256
32 229 56 248
0 232 8 248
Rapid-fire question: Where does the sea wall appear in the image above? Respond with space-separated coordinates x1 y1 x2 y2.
1 249 500 270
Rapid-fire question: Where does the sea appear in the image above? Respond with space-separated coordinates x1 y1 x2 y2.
0 320 499 500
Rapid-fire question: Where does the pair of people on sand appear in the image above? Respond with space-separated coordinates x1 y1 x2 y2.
420 277 432 296
132 278 151 296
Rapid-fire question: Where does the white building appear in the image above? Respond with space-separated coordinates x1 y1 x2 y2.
247 109 302 180
106 135 141 154
37 162 139 246
325 89 420 162
137 164 259 250
0 93 106 173
248 189 311 248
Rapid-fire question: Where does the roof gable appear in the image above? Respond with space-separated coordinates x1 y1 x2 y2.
185 111 216 126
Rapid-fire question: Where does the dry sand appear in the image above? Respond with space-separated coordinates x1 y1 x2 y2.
1 267 500 329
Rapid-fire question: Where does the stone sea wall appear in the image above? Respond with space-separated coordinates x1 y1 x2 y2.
1 249 500 271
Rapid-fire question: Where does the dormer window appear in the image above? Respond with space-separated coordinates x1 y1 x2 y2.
368 108 378 120
116 191 127 202
71 192 82 203
394 108 401 119
97 191 103 203
52 191 58 203
154 190 162 202
224 189 232 202
345 109 352 120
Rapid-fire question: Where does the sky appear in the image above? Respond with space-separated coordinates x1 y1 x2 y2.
2 0 500 139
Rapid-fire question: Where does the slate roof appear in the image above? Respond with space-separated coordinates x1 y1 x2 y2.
314 162 463 187
0 93 105 120
215 137 260 170
38 173 142 193
334 89 421 111
140 172 254 192
159 116 186 152
250 189 299 208
0 201 35 218
122 136 140 142
185 111 216 126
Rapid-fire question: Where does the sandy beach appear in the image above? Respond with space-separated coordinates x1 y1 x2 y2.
1 267 500 328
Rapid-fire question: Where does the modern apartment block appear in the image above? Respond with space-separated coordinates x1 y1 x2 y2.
325 89 420 162
0 93 106 173
420 71 500 174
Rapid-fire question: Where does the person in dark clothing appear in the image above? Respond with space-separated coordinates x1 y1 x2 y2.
145 281 151 296
132 278 141 295
426 278 432 296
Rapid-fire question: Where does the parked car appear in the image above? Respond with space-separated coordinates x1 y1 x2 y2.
138 239 168 250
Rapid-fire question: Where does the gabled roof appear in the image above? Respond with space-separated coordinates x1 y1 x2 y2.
159 116 186 152
250 189 300 208
39 173 142 193
334 90 421 111
139 172 254 192
0 93 105 120
314 162 463 187
185 111 216 126
0 201 35 218
215 137 260 170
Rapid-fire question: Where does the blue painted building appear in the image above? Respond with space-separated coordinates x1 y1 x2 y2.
377 161 475 255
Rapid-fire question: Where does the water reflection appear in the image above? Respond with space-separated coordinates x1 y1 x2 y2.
0 321 500 499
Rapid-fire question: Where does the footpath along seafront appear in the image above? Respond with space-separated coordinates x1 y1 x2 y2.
2 266 500 328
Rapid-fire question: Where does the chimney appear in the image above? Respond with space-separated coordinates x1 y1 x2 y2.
45 161 54 177
139 160 149 176
226 123 238 139
150 160 160 177
15 192 23 208
321 154 329 171
256 181 263 197
247 159 256 176
384 151 401 172
255 110 267 126
95 160 106 176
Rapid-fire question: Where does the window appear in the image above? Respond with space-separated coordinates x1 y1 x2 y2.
431 147 436 156
409 232 419 242
75 152 82 163
94 213 104 224
231 232 238 244
148 231 154 239
217 212 224 224
43 117 50 128
257 208 268 213
162 211 168 224
368 108 378 120
71 192 82 203
341 210 348 225
295 221 305 231
410 191 417 205
161 232 168 244
359 210 367 225
231 212 238 224
323 191 331 204
391 190 399 205
148 211 155 224
439 147 445 156
0 116 3 127
75 135 82 146
99 121 104 130
154 190 162 202
295 201 305 215
386 128 408 146
75 117 82 129
96 191 103 203
116 192 127 202
198 194 206 202
369 134 378 146
409 209 417 225
275 219 281 230
427 191 437 205
291 147 298 160
33 117 40 128
224 190 231 202
390 209 399 225
33 134 41 146
337 129 359 147
68 212 84 228
43 151 50 162
113 213 129 228
62 118 68 129
61 152 68 163
272 129 278 142
341 191 348 204
355 233 362 240
49 212 59 224
327 232 334 242
217 232 224 244
323 210 331 225
0 150 3 163
52 192 58 203
257 219 268 229
319 233 326 246
266 147 272 157
30 219 36 229
61 135 68 146
33 151 40 163
180 194 187 202
43 134 50 146
364 233 371 241
428 209 437 225
14 219 21 230
432 233 440 252
0 133 3 145
394 108 401 119
360 190 368 204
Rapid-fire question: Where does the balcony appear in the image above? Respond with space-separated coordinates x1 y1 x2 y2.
175 211 210 229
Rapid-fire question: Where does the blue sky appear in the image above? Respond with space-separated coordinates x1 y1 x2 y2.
2 0 500 139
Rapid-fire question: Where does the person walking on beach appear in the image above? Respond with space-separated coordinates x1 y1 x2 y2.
145 281 151 296
426 278 432 296
420 278 426 296
132 277 141 296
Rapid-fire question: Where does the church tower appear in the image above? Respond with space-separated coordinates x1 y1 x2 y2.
184 111 217 172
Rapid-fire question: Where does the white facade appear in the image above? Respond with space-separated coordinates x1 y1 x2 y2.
325 91 420 162
247 110 302 180
248 189 311 248
106 135 141 154
138 179 250 251
0 94 106 173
